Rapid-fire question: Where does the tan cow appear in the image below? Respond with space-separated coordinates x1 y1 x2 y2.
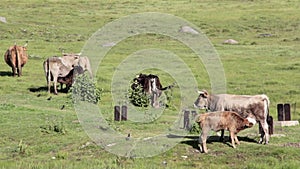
195 111 255 153
62 53 92 77
4 43 28 77
194 90 270 144
43 53 92 94
43 56 76 94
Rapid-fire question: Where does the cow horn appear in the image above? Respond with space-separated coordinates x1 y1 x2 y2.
197 90 204 94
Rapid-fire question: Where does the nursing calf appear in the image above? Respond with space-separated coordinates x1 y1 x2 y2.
57 65 84 92
195 111 255 153
194 90 270 144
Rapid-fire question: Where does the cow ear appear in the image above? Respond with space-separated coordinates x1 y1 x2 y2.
203 90 208 96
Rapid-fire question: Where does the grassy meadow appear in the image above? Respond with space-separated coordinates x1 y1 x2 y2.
0 0 300 168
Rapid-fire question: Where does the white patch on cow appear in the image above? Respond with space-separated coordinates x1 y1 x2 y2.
151 78 157 92
246 117 256 125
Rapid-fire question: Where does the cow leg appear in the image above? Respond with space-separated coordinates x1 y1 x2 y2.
200 133 208 153
60 83 64 91
151 92 159 108
234 135 240 145
17 68 21 77
219 129 225 142
53 77 58 95
229 131 236 148
17 68 20 77
199 128 209 153
47 79 51 93
47 72 51 94
17 64 22 77
259 121 269 144
12 67 16 77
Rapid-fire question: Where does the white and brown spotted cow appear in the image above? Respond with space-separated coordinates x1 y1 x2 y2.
194 90 270 144
195 111 255 153
131 73 174 108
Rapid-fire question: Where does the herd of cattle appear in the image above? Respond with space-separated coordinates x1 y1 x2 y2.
4 44 272 153
4 44 92 94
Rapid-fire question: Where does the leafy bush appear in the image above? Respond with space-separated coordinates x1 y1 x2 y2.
128 84 150 107
71 73 102 104
189 122 201 134
40 116 66 134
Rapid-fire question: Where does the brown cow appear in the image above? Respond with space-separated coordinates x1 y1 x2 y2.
195 111 255 153
194 90 270 144
4 43 28 77
57 65 84 92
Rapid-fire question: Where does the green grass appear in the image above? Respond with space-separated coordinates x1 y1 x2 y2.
0 0 300 168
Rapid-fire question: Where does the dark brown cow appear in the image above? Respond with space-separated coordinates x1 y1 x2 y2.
57 65 84 92
4 44 28 77
195 111 255 153
131 74 174 108
194 90 270 144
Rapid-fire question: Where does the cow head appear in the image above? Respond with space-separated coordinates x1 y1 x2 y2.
242 117 256 129
194 90 209 110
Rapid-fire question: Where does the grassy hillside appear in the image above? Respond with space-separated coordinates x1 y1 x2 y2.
0 0 299 168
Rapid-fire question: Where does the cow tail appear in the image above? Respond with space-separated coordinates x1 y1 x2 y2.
14 45 22 76
264 95 270 119
43 59 50 86
160 82 176 91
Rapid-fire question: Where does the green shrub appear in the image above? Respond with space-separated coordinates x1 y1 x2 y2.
128 84 150 107
71 73 102 104
189 122 201 134
40 116 66 134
